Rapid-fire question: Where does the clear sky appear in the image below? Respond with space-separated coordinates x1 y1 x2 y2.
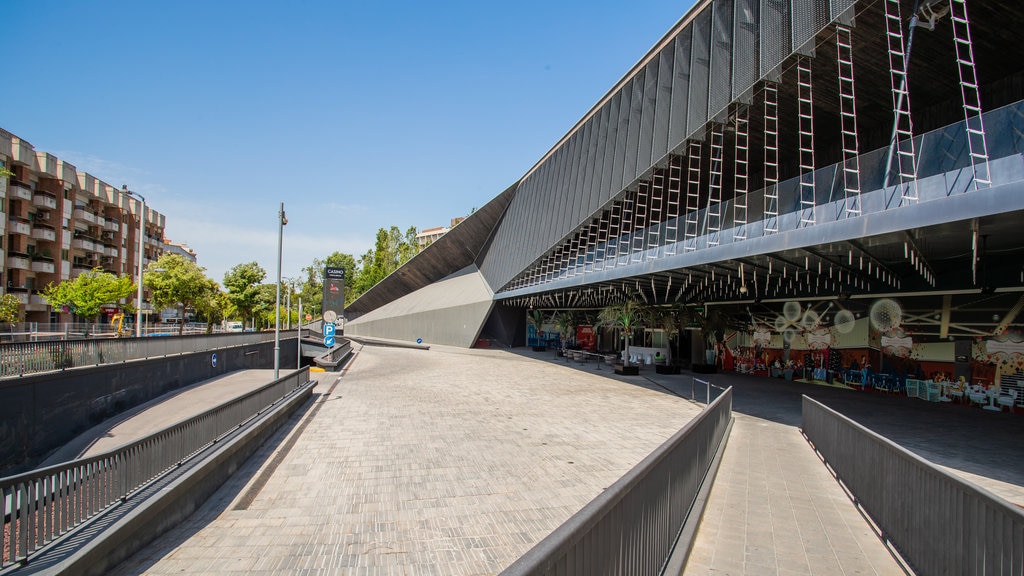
4 1 693 286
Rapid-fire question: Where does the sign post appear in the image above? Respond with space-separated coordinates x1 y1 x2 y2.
323 267 345 326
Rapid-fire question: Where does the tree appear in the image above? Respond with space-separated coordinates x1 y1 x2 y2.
597 300 649 367
193 283 228 333
144 254 216 335
41 268 135 335
552 311 578 349
253 283 279 329
223 262 266 328
0 293 21 324
354 225 420 296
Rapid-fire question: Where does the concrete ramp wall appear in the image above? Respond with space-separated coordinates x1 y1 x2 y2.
344 265 493 348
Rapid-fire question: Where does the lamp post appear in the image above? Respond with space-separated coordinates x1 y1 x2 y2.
123 186 146 338
274 203 287 379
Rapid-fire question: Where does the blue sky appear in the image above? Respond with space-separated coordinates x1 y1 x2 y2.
4 1 693 285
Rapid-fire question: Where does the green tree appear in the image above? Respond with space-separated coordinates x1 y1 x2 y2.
0 293 21 323
552 311 578 349
253 283 279 329
597 300 649 367
41 268 135 335
354 225 421 296
144 254 216 335
223 262 266 328
193 283 228 333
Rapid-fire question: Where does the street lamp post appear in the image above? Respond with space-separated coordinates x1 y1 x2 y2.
274 202 287 379
124 186 146 338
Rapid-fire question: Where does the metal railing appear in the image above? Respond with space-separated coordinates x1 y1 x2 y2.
802 396 1024 576
0 368 311 569
0 331 306 379
502 386 732 576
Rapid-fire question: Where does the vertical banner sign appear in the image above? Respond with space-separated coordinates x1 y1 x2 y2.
323 267 346 320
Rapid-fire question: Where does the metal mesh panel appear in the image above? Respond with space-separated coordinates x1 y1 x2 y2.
581 115 602 222
600 94 620 201
708 0 734 121
732 0 760 100
612 82 631 193
687 7 712 140
653 45 674 162
570 120 592 231
638 59 659 175
760 0 791 77
550 139 570 243
669 30 692 151
624 68 645 186
830 0 856 20
792 0 830 52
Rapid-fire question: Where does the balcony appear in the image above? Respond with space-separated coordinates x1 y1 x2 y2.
31 259 55 274
33 193 58 209
7 220 31 236
27 294 48 311
9 182 33 201
72 208 97 224
7 254 31 270
9 292 28 305
104 246 118 257
95 215 106 227
104 219 120 232
71 238 97 252
32 226 56 242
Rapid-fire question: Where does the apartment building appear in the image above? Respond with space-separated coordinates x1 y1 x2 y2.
1 128 165 323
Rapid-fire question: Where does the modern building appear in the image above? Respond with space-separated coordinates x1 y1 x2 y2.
162 238 197 264
1 129 166 323
347 0 1024 400
415 217 468 248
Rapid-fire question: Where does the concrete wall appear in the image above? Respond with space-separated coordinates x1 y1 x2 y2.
345 265 495 347
0 337 298 476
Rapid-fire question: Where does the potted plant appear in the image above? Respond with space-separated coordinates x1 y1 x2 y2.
553 311 577 358
527 309 548 351
598 300 647 375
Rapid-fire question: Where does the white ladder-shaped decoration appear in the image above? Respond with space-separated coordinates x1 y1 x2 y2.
949 0 990 189
836 24 862 217
884 0 919 203
763 83 780 234
733 105 750 240
683 140 703 251
665 155 684 255
607 202 622 266
632 182 650 263
648 170 665 252
618 193 635 267
797 55 816 227
707 123 726 246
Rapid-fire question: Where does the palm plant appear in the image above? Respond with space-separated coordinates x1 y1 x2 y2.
597 300 648 367
552 311 577 350
527 309 548 348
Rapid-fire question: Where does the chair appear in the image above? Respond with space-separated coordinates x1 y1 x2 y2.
968 385 989 407
905 378 921 398
947 381 965 403
996 389 1017 413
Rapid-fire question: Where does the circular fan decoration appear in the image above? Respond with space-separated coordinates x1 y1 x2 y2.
870 298 902 332
774 315 788 332
833 309 856 334
783 327 798 344
783 301 802 323
801 309 820 331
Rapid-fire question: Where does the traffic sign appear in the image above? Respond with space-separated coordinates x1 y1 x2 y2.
323 323 335 337
324 310 338 323
324 335 335 347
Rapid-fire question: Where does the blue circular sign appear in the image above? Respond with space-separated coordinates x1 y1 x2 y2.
416 338 422 344
211 353 218 367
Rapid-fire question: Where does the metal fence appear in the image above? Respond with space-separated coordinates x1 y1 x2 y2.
501 386 733 576
802 396 1024 576
0 368 312 568
0 331 305 379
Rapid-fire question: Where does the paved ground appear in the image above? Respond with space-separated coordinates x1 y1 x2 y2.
109 344 703 575
91 344 1022 575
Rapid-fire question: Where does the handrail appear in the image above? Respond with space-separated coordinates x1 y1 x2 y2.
0 331 307 379
502 386 732 576
0 368 311 568
802 395 1024 575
